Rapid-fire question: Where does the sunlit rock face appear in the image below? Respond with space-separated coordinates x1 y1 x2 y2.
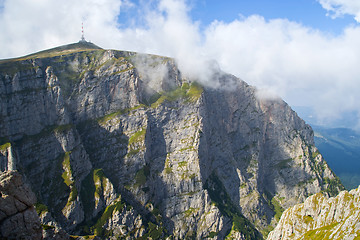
0 43 343 239
267 186 360 240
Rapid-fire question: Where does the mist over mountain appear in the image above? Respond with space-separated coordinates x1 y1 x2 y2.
293 106 360 130
0 43 344 239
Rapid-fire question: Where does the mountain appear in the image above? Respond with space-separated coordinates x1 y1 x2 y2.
0 171 42 239
0 42 344 239
292 106 360 190
267 185 360 240
313 126 360 190
0 41 102 63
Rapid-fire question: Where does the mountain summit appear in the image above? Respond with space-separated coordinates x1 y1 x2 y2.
0 42 101 63
0 45 343 239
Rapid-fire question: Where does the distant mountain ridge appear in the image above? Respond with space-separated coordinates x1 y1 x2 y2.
313 125 360 190
0 43 344 239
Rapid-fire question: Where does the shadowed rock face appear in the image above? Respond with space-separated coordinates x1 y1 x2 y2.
0 171 42 239
0 44 344 239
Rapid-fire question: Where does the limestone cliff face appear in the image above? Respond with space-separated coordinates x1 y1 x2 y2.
267 186 360 240
0 43 344 239
0 171 42 239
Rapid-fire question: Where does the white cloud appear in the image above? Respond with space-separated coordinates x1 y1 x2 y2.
1 0 360 128
203 16 360 120
317 0 360 22
0 0 123 58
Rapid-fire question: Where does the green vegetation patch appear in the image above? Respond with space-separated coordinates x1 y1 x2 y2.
204 172 262 240
35 202 48 216
135 165 150 187
275 158 293 169
93 168 109 205
300 222 340 240
164 157 173 174
110 66 135 76
137 222 166 240
322 177 344 196
178 161 187 168
303 215 314 225
126 128 147 158
42 153 71 215
261 225 274 238
0 60 35 76
271 198 284 222
61 151 78 207
61 152 73 186
146 222 164 239
263 191 284 223
129 128 146 145
41 224 55 230
2 43 103 62
150 95 167 108
186 82 203 102
150 82 203 108
0 142 11 151
127 148 140 157
178 146 195 152
97 105 145 125
68 187 78 203
184 207 199 218
312 150 320 159
80 168 113 221
92 197 125 237
93 168 106 191
164 166 173 174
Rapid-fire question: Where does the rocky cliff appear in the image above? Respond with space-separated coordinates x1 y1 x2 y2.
0 171 42 239
0 42 344 239
267 186 360 240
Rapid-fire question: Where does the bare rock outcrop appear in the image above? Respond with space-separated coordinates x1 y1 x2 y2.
267 186 360 240
0 171 42 239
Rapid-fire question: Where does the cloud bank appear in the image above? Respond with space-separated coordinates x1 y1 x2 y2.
1 0 360 128
317 0 360 22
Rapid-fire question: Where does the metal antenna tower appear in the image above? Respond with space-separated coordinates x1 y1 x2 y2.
81 22 86 42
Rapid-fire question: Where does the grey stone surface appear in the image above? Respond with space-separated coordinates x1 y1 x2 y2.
0 171 42 239
267 186 360 240
0 44 344 239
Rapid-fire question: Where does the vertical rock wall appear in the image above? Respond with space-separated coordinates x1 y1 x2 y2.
0 46 344 239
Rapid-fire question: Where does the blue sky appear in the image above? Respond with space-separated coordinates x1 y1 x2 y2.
1 0 360 129
196 0 355 33
117 0 356 34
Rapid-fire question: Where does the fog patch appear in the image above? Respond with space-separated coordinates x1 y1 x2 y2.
131 53 170 93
